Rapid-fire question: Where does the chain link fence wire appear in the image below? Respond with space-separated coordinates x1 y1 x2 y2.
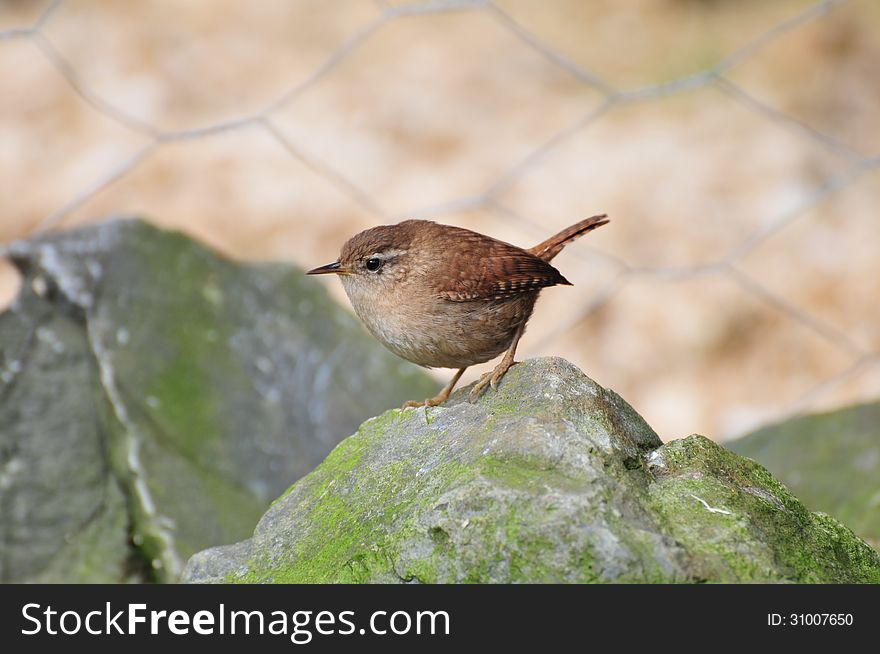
1 0 878 439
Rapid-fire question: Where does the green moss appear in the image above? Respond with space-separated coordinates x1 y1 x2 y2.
805 513 880 584
143 317 223 454
477 455 567 489
730 401 880 549
232 408 470 583
191 361 880 585
230 429 880 584
236 415 608 583
649 435 880 583
135 242 232 457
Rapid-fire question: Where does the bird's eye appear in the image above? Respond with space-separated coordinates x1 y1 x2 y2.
365 257 383 272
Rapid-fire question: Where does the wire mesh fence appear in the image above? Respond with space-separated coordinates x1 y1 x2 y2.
1 0 878 439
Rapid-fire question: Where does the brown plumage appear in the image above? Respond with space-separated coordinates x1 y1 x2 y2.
529 215 610 262
435 228 571 302
307 215 609 407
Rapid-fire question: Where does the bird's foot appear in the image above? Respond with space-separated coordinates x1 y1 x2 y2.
469 359 516 402
402 393 449 410
402 367 468 409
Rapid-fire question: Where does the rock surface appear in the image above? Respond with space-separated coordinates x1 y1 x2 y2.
183 358 880 584
730 402 880 549
0 218 437 582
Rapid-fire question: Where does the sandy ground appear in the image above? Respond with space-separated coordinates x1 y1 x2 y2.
1 0 878 440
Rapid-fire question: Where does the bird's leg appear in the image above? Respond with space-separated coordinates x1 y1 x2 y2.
469 323 525 402
403 367 467 409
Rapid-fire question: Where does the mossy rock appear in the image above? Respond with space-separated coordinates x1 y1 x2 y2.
184 358 880 584
730 402 880 549
0 218 436 582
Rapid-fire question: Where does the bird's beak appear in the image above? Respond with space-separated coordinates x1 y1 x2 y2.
306 261 348 275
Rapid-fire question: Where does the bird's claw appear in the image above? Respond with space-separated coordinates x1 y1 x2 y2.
469 360 515 402
402 396 446 409
468 376 490 402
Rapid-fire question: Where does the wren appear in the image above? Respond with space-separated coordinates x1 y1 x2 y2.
307 215 609 408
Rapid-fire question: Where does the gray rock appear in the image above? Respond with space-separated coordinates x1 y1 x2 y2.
183 357 880 584
0 218 437 582
730 402 880 549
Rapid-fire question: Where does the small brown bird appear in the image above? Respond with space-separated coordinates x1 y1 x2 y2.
307 215 609 407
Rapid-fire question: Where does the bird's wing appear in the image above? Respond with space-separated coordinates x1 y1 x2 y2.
436 232 570 302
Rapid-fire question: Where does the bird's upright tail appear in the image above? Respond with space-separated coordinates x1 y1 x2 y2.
528 214 609 262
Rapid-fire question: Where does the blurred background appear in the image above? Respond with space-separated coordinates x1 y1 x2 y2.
2 0 878 442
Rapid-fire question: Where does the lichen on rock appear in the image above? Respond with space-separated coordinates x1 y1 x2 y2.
184 357 880 584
